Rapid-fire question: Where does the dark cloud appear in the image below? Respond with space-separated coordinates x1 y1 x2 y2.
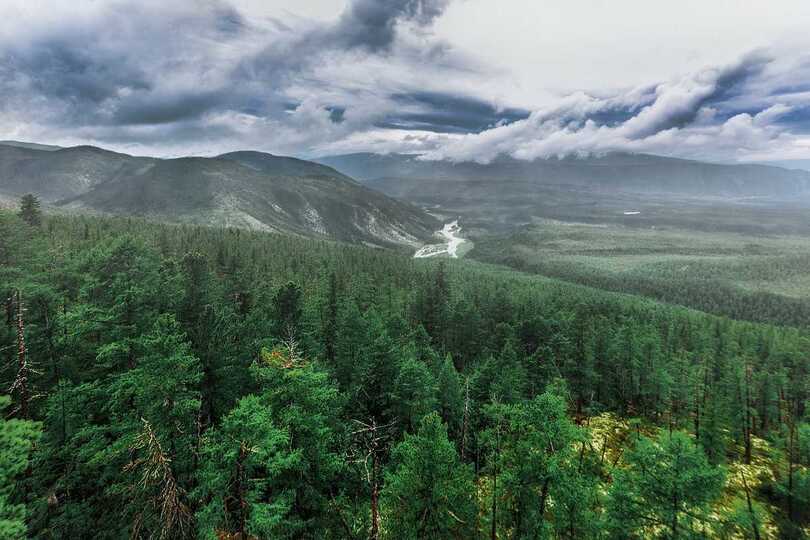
379 92 529 133
327 107 346 124
237 0 455 87
0 1 251 129
2 1 807 162
1 38 150 107
111 91 229 126
331 0 450 52
774 105 810 133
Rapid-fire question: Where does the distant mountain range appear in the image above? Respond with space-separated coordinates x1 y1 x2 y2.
316 152 810 232
0 142 439 247
5 139 809 243
317 152 810 198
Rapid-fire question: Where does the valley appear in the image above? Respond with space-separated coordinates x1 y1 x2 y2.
5 2 810 538
3 141 810 539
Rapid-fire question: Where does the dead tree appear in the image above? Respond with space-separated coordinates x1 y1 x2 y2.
125 419 193 540
9 290 31 418
349 418 397 540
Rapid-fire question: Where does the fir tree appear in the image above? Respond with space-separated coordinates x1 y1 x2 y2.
380 413 476 539
18 194 41 227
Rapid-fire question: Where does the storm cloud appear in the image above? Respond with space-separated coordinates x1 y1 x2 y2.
1 0 809 163
0 0 465 155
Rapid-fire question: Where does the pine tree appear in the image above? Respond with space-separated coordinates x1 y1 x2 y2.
250 347 346 536
380 413 476 539
195 395 298 539
436 353 464 440
390 355 438 433
606 430 725 539
18 194 41 227
273 281 303 339
482 390 581 538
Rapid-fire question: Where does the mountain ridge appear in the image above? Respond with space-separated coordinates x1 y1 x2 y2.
316 151 810 198
0 143 439 247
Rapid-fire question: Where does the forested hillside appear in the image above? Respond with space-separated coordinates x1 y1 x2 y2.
2 209 809 539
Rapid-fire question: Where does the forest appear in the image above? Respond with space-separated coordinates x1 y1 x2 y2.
2 203 810 539
471 221 810 328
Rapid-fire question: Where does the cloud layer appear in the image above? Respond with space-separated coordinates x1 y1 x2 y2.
423 52 810 163
1 0 809 163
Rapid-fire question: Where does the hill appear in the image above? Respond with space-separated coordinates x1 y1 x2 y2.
0 145 438 247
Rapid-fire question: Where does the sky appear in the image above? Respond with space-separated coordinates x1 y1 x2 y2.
2 0 810 163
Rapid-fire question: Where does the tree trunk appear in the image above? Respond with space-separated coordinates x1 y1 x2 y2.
741 471 761 540
744 364 753 464
461 378 470 461
369 453 380 540
490 426 499 540
13 290 30 419
236 442 248 538
538 477 551 518
787 416 796 522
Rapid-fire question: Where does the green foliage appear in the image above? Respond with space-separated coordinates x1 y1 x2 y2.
482 390 586 539
606 430 726 539
250 349 346 536
380 413 476 539
1 211 808 538
196 395 298 539
18 194 41 227
0 396 41 539
390 355 438 433
435 353 464 438
473 221 810 327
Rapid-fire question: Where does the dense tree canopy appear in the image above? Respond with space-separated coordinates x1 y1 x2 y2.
1 211 808 538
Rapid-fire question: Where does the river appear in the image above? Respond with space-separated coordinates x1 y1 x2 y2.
414 220 466 258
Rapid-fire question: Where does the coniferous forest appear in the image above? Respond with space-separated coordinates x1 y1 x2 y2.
2 205 809 539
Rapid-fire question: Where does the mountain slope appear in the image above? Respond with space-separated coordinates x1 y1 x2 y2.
0 140 63 152
0 145 439 247
0 145 147 202
219 151 358 181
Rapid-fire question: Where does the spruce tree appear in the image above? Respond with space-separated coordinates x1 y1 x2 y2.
18 194 41 227
195 395 298 539
380 413 476 539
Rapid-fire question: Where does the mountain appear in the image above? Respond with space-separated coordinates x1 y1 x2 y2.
317 152 810 198
317 152 810 232
755 159 810 172
219 151 358 180
0 140 63 152
0 144 148 202
0 145 439 247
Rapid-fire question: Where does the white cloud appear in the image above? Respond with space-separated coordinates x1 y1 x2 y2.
1 0 809 163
